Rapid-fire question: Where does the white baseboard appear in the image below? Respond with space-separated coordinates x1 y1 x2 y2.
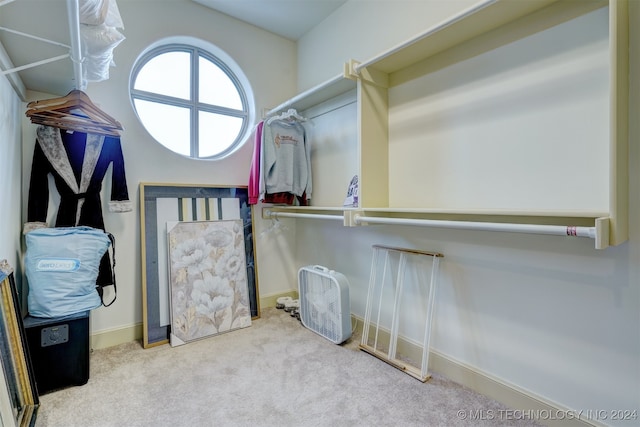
428 350 607 427
259 290 298 309
90 323 142 350
89 291 300 350
351 315 605 427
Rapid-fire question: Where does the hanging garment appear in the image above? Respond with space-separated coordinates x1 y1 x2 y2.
248 120 264 205
263 191 308 206
24 125 131 303
261 118 312 204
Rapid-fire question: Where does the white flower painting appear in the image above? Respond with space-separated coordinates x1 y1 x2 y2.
167 220 251 346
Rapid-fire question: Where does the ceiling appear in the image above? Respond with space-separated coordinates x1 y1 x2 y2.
192 0 347 41
0 0 347 99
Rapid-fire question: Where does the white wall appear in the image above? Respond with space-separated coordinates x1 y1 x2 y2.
6 0 639 422
0 74 23 301
292 0 640 425
297 0 478 92
20 0 298 334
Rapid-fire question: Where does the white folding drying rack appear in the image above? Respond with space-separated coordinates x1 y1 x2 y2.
360 244 443 382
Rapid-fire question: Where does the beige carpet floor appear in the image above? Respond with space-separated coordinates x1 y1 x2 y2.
35 308 542 427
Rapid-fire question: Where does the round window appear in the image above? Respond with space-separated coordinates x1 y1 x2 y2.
130 37 254 159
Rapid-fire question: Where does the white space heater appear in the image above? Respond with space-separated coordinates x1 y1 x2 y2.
297 265 351 344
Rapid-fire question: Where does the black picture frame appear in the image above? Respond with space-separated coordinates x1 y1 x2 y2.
139 183 259 348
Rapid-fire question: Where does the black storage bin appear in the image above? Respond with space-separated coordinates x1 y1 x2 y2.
23 311 90 395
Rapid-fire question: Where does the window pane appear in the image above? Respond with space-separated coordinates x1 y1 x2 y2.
135 99 191 156
198 111 242 157
130 39 253 160
199 57 242 109
134 51 191 100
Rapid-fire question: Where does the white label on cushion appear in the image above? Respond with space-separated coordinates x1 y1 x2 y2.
36 258 81 272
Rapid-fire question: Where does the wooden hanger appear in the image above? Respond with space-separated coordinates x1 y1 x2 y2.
26 90 123 137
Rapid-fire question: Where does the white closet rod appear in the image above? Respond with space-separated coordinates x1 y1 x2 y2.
264 210 344 222
353 215 597 240
264 210 596 240
66 0 85 90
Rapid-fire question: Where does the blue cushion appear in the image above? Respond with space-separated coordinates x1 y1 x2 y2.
25 226 110 318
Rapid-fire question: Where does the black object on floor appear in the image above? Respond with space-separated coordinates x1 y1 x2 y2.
22 311 90 395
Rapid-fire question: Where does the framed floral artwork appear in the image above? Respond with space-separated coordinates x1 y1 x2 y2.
139 183 259 348
167 220 251 346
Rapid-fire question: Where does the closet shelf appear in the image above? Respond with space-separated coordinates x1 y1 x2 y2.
262 0 628 251
266 72 356 116
353 0 606 77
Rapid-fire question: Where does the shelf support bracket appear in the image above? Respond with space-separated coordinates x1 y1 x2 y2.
344 210 364 227
594 217 610 250
344 59 360 81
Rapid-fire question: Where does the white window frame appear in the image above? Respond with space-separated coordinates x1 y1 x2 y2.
129 37 255 160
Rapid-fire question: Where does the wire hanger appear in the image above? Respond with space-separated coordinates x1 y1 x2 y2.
266 108 307 125
25 90 123 137
260 213 289 237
